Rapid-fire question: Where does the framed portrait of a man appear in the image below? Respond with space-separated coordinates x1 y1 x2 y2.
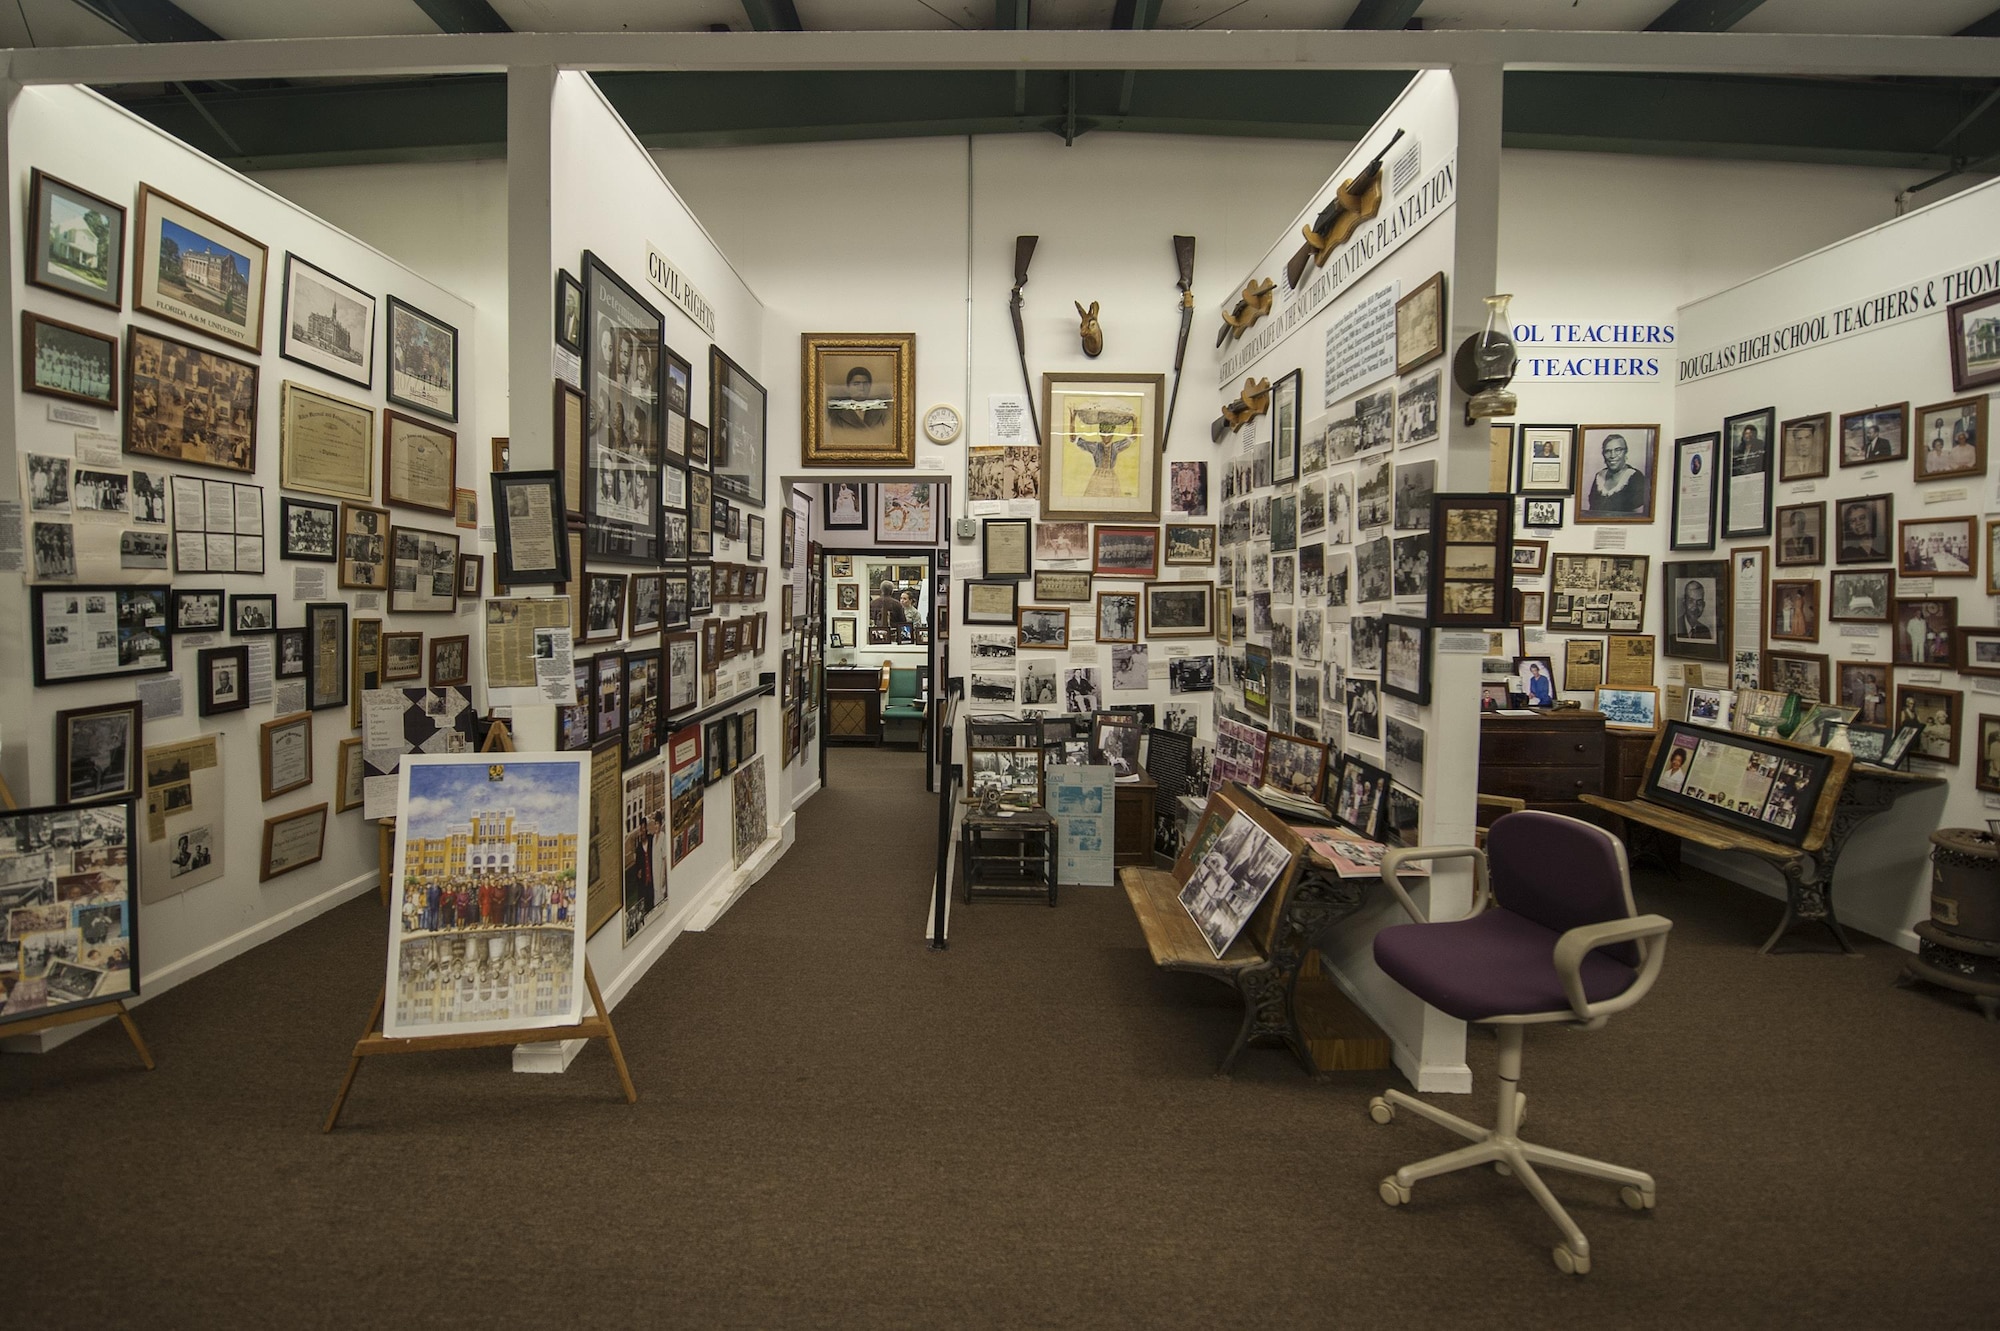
801 332 914 468
1040 372 1164 522
1779 412 1830 482
1574 424 1658 523
1663 559 1729 662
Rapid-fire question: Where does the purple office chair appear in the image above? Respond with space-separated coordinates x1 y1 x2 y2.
1366 811 1672 1276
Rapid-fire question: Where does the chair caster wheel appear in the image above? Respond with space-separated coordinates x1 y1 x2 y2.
1620 1184 1655 1211
1553 1244 1590 1276
1368 1097 1394 1125
1494 1161 1513 1176
1378 1177 1410 1207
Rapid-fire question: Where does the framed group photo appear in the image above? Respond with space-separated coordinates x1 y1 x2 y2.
581 251 665 564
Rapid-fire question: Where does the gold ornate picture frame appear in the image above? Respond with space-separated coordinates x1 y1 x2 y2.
802 332 915 468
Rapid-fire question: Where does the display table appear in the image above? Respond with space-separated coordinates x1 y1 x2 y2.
961 809 1058 906
1114 772 1158 867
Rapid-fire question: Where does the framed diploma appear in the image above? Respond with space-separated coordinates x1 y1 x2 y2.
491 469 571 585
259 712 314 800
388 525 461 614
382 409 457 516
278 382 374 502
259 803 328 882
335 737 364 813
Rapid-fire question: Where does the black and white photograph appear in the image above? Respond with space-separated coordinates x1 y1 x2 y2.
281 497 337 561
1395 271 1445 374
1914 395 1986 482
1176 809 1293 957
1522 496 1565 529
1835 493 1893 564
1663 559 1728 661
582 571 627 643
1385 715 1424 792
1723 406 1774 538
1356 454 1391 529
1839 402 1907 466
970 672 1018 704
1111 644 1149 691
1395 368 1441 448
71 467 129 517
1144 582 1213 638
1022 662 1058 706
230 593 276 635
26 453 71 514
386 294 457 422
276 627 309 680
1382 616 1431 704
116 528 167 572
280 254 374 388
969 630 1018 663
1064 666 1102 713
1350 613 1384 674
1343 676 1380 739
969 746 1041 810
1829 568 1893 623
1576 424 1658 523
1780 412 1830 481
555 269 583 353
1089 713 1143 779
1776 502 1825 566
1546 553 1649 634
170 587 223 633
1097 591 1139 643
32 521 76 579
1393 458 1434 533
1263 732 1328 801
1018 606 1070 650
1899 516 1975 578
1165 522 1216 566
1355 535 1392 603
1391 534 1430 601
198 645 250 716
23 311 116 408
1356 386 1394 455
57 700 141 802
1168 655 1214 693
582 254 662 564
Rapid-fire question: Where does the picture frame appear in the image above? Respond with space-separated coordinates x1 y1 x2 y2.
823 481 869 530
1839 402 1908 466
801 331 915 468
1721 406 1775 538
1979 715 2000 792
1088 712 1144 780
1642 721 1837 847
134 184 267 353
1899 516 1976 578
1511 539 1548 575
381 408 458 517
1514 424 1577 494
490 469 572 585
1271 369 1302 486
623 648 664 768
259 803 328 883
1957 627 2000 678
688 420 712 473
454 487 477 530
21 311 116 408
0 794 141 1024
580 571 628 645
1040 371 1166 521
873 481 941 544
1017 605 1070 650
1763 650 1830 702
197 644 250 717
594 652 626 742
305 601 348 712
1513 588 1546 627
711 343 769 508
279 496 339 562
1574 424 1659 523
1893 596 1958 666
1395 271 1446 375
1545 553 1649 633
1332 753 1389 840
1895 683 1962 764
55 699 142 803
387 525 461 614
981 517 1033 580
581 252 665 564
1595 685 1660 731
665 631 699 713
1685 685 1735 730
1262 731 1329 801
1828 568 1894 623
1774 502 1824 567
1769 579 1820 642
1913 395 1987 482
1563 637 1604 693
1144 581 1214 639
1835 493 1894 564
229 592 277 636
26 168 125 310
553 380 588 516
335 737 365 812
554 268 583 353
1429 493 1511 627
1095 590 1140 644
1092 525 1160 579
168 587 223 634
1382 615 1431 704
380 630 424 682
1779 412 1830 482
1947 288 2000 393
1164 522 1216 566
968 744 1045 811
259 712 314 800
458 552 483 598
747 514 765 562
279 253 374 388
1522 496 1566 529
124 327 258 473
274 380 372 504
629 573 664 637
1836 660 1893 727
273 625 309 683
663 347 691 417
384 294 458 421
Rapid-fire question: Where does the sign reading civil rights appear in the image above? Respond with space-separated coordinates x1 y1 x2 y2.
646 245 716 339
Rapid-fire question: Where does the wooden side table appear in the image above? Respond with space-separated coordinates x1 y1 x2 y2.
961 809 1058 906
1113 772 1158 866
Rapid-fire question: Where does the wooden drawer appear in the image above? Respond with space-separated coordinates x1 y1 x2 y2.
1480 730 1605 768
1479 763 1602 804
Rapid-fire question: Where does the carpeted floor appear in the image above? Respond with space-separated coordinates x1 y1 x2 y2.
6 745 1996 1327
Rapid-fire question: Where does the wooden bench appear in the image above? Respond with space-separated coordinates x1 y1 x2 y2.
1581 723 1942 954
1119 783 1372 1075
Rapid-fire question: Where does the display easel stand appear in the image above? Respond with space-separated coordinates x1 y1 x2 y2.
323 961 636 1131
0 774 154 1069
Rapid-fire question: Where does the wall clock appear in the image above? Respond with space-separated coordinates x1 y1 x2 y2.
923 403 962 445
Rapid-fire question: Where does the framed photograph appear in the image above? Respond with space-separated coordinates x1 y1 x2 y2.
1332 754 1389 840
1685 686 1735 730
124 327 258 473
1511 539 1548 575
1095 590 1140 644
278 496 338 563
1839 402 1908 466
1895 683 1962 764
873 481 941 544
817 484 868 534
1395 271 1446 374
1914 396 1987 482
1546 553 1649 633
581 571 628 645
1721 406 1775 538
134 184 267 353
711 344 769 507
581 254 664 564
1092 525 1160 579
1262 731 1329 801
381 408 457 517
968 745 1044 811
1899 516 1976 578
1271 369 1302 485
1836 660 1892 727
0 796 139 1024
279 253 374 388
593 652 627 742
1024 571 1085 605
1017 605 1070 650
1515 425 1577 494
168 587 223 634
1775 502 1824 567
1088 712 1143 781
1164 522 1216 566
627 573 664 638
274 627 309 682
1769 579 1819 642
453 488 478 531
229 592 277 636
801 332 914 467
1763 650 1829 702
260 803 328 883
1513 589 1546 627
554 268 583 353
1779 412 1830 482
1144 581 1214 639
1958 627 2000 679
1041 371 1166 521
334 737 365 812
259 711 314 801
1828 568 1893 623
1574 424 1658 522
1595 686 1659 731
1894 596 1958 666
490 469 571 585
1382 615 1431 705
1668 431 1718 551
688 420 712 474
385 294 457 421
55 700 142 803
982 518 1032 579
1947 288 2000 393
1835 494 1893 564
458 553 482 598
1522 496 1566 529
1429 493 1511 627
197 644 250 717
380 630 424 682
1979 715 2000 791
1643 721 1837 847
382 525 457 614
623 648 663 768
27 169 125 310
21 311 116 408
747 514 765 561
305 601 348 712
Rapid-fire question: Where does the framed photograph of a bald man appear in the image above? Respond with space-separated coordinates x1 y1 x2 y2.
1664 558 1730 662
802 332 914 468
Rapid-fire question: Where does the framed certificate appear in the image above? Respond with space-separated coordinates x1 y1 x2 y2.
381 408 458 516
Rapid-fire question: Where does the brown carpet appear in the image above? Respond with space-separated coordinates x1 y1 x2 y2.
5 745 1995 1328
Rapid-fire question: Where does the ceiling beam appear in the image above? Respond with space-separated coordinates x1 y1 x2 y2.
1647 0 1769 33
1113 0 1162 115
67 0 217 43
1344 0 1423 30
1959 8 2000 38
409 0 512 35
740 1 803 32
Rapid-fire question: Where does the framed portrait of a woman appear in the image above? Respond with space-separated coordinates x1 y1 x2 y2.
1039 372 1165 522
1574 424 1658 524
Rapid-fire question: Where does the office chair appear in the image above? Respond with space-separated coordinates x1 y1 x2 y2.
1365 811 1672 1275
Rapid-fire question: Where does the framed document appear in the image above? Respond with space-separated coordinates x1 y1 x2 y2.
260 804 328 882
259 712 314 800
1670 432 1718 551
338 502 390 590
388 525 461 614
491 469 571 585
981 517 1032 580
31 586 171 685
335 738 365 813
555 381 586 515
306 601 349 712
382 408 458 516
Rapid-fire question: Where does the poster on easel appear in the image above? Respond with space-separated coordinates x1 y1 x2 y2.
1050 763 1114 887
383 753 590 1039
0 798 138 1023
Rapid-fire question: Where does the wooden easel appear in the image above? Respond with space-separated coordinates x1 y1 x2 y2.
327 725 636 1130
0 774 154 1069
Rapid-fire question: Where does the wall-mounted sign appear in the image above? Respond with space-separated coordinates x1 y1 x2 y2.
645 245 716 339
1512 320 1675 381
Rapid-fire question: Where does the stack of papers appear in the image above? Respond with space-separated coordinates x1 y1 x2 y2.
1291 824 1432 880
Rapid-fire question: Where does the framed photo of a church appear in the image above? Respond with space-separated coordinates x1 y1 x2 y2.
801 332 914 468
279 253 375 389
1040 372 1164 522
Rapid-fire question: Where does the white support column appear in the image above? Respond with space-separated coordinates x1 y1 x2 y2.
0 77 33 806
